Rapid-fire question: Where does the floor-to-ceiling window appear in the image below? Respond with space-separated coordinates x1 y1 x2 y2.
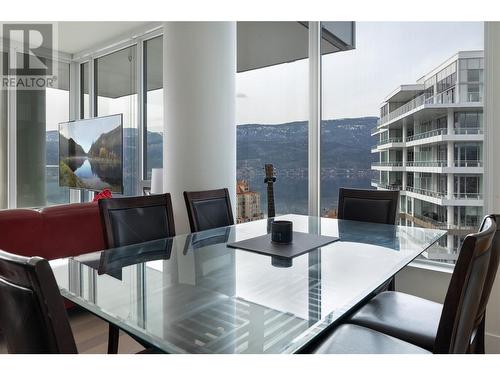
16 59 70 207
236 23 309 222
143 36 163 180
95 46 138 196
45 61 70 205
320 22 376 217
319 22 484 264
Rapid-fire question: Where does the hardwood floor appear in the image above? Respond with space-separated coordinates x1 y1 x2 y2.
0 307 145 354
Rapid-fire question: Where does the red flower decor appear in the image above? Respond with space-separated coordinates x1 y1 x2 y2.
93 188 113 202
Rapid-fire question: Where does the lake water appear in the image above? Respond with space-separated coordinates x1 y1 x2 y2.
67 157 122 192
74 158 110 190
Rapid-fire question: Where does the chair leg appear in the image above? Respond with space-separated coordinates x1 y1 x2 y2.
474 317 486 354
387 276 396 291
108 324 120 354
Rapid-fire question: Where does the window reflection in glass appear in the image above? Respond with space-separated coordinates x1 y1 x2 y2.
95 46 138 196
46 62 70 205
80 62 90 119
144 36 163 180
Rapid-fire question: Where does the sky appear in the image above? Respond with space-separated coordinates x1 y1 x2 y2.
47 22 484 131
236 22 484 125
59 115 122 153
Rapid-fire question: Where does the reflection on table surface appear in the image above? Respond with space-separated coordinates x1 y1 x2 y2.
51 214 445 354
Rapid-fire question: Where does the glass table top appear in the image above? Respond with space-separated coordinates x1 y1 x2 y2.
50 214 445 354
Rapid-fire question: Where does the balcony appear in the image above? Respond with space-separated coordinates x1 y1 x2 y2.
378 84 483 128
404 127 484 145
454 127 483 135
377 137 403 146
404 212 478 233
405 186 446 199
372 161 403 167
454 160 483 167
379 92 427 126
371 179 402 190
406 128 447 142
406 161 447 167
413 213 448 229
453 192 483 200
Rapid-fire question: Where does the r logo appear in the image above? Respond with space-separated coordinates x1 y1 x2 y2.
2 24 53 76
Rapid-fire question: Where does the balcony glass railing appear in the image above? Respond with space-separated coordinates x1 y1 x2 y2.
453 192 483 200
454 160 483 167
372 161 403 167
406 128 447 142
378 88 466 126
466 92 481 102
406 161 447 167
379 93 427 125
372 180 402 190
404 128 483 142
377 137 403 146
453 127 483 135
405 186 446 198
413 213 449 228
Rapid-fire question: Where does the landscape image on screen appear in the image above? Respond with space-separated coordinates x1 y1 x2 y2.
59 114 123 193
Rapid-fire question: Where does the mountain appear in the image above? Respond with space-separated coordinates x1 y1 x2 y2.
46 117 377 211
57 134 86 160
47 117 377 170
88 126 122 160
237 117 377 171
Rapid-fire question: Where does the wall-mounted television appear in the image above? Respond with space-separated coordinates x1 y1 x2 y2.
59 114 123 193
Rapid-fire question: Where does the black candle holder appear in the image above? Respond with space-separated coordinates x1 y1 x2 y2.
271 220 293 244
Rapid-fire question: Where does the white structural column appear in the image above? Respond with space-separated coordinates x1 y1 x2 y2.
447 108 454 135
484 21 500 353
447 142 454 168
446 102 455 234
163 22 237 234
308 22 321 216
402 119 408 192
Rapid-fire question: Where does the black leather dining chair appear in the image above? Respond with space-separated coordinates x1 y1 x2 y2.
337 188 399 225
99 193 176 248
98 193 176 353
338 188 400 291
344 214 500 354
0 250 78 354
306 215 497 354
183 188 235 233
0 249 162 354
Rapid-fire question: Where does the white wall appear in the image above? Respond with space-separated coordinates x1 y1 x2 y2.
396 266 451 304
163 22 237 234
483 21 500 354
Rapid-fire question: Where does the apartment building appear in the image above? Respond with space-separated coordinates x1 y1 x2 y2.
372 51 484 262
236 179 264 223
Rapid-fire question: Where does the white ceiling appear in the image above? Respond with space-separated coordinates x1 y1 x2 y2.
57 22 154 55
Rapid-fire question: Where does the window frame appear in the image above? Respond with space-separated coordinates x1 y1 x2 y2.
73 27 163 197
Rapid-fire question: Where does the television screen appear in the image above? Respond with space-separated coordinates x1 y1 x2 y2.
58 114 123 193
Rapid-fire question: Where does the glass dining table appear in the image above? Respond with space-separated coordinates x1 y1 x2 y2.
50 214 445 354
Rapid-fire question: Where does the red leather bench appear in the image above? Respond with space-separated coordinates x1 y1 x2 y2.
0 202 106 308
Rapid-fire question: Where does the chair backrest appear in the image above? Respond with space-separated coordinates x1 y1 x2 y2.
434 215 497 354
475 214 500 325
99 194 176 248
337 188 399 225
183 188 235 233
0 250 77 353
